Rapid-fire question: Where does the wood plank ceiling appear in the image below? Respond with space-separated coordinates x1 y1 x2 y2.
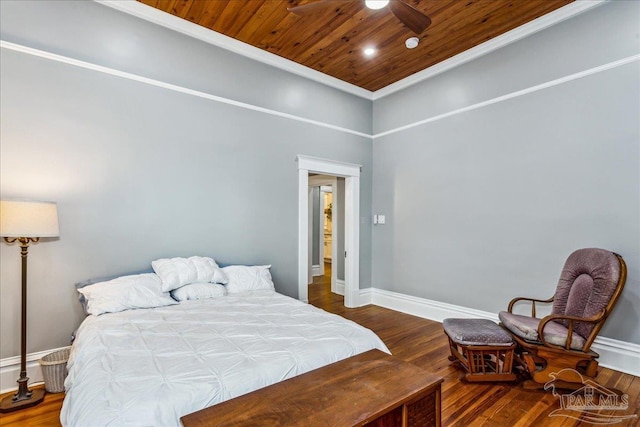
138 0 574 92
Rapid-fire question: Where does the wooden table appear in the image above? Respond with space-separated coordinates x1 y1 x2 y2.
181 349 442 427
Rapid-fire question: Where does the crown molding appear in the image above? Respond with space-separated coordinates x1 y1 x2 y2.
372 0 609 99
96 0 373 100
98 0 607 101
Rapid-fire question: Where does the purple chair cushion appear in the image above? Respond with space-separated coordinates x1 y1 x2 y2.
443 318 514 346
551 248 620 338
499 311 586 350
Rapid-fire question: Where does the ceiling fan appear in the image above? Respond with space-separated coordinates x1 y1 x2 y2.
288 0 432 35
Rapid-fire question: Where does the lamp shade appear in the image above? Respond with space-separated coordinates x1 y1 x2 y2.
0 200 59 238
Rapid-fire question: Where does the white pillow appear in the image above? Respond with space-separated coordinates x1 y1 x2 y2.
77 273 177 316
152 256 225 292
211 268 229 285
223 265 274 294
171 282 227 301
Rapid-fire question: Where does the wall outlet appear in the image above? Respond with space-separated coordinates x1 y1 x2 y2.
377 215 386 224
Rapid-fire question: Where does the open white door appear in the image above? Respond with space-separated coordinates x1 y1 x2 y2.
297 155 360 308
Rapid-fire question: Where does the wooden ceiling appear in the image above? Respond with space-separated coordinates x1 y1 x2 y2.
138 0 573 92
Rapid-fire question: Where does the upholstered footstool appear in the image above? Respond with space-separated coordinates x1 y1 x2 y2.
443 318 517 382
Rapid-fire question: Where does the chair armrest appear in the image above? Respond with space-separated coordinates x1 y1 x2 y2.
507 296 554 317
537 311 605 350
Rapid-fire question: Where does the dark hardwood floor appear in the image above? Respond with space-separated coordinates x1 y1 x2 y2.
309 263 639 427
1 264 638 426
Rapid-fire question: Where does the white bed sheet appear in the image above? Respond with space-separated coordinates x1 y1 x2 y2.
60 290 389 426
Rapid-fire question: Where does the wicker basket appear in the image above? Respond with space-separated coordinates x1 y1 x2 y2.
39 348 70 393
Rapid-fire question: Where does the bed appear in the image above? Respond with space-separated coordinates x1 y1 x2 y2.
60 259 389 427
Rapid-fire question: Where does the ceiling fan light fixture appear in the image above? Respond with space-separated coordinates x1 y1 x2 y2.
363 47 377 56
405 37 419 49
365 0 389 10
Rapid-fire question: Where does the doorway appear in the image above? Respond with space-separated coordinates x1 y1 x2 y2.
308 177 341 296
297 155 361 308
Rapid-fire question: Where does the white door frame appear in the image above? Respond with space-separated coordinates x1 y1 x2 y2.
298 155 360 308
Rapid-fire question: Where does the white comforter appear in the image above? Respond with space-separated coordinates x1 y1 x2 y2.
60 290 389 426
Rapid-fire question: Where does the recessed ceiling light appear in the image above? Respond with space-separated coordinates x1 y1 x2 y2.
363 47 376 56
365 0 389 10
405 37 419 49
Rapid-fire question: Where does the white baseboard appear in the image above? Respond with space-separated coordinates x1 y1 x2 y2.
591 337 640 377
361 287 640 377
0 346 70 394
333 279 345 296
311 264 322 276
359 288 372 305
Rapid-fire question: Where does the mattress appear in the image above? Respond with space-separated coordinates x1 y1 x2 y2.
60 290 389 426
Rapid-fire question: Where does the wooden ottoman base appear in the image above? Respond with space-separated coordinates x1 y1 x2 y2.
443 318 516 382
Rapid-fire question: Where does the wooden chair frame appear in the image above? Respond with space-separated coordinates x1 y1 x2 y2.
446 339 517 382
503 253 627 389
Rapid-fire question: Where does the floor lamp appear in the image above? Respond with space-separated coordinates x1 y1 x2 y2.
0 200 59 413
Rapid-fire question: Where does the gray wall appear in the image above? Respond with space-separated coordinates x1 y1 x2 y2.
372 1 640 344
1 1 372 135
0 1 373 358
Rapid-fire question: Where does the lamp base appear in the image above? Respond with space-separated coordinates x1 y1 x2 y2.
0 387 45 413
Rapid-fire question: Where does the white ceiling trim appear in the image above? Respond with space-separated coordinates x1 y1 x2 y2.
98 0 606 101
97 0 373 100
373 0 608 99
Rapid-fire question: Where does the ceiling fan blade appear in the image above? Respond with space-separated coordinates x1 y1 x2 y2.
287 0 333 15
388 0 431 34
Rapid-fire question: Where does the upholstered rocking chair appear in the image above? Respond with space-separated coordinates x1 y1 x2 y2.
499 248 627 390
